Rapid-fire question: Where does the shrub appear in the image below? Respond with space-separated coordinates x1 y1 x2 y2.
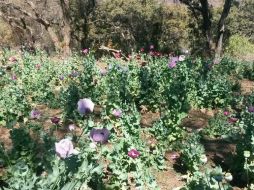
225 35 254 60
87 0 191 53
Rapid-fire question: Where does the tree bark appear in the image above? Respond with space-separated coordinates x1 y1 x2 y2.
200 0 213 52
213 0 233 64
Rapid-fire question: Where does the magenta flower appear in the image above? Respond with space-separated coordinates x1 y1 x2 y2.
149 45 154 50
168 57 179 69
90 128 110 144
51 116 60 125
30 109 41 119
128 149 140 159
77 98 94 115
140 47 145 52
112 109 122 118
55 138 79 159
228 117 238 124
248 106 254 113
223 111 230 116
82 48 89 54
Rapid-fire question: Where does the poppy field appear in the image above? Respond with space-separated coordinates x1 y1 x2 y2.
0 48 254 189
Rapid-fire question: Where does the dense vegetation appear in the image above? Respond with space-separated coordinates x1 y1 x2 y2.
0 49 253 189
0 0 254 189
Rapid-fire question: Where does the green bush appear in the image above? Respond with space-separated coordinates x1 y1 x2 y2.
225 34 254 60
87 0 191 53
227 0 254 43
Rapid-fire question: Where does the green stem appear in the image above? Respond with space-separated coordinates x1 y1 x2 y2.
245 158 249 188
0 143 11 167
77 117 89 143
51 174 61 190
218 182 223 190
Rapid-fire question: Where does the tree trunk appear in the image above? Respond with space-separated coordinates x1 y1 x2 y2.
213 0 233 64
213 25 224 64
200 0 213 54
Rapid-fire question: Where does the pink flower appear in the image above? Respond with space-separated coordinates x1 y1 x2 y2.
55 138 79 159
168 57 179 69
68 124 76 131
11 74 17 80
169 152 180 160
9 56 17 62
179 55 185 61
155 52 161 57
223 111 230 116
113 52 121 59
112 109 122 118
35 64 41 70
149 51 155 56
149 45 154 50
140 48 145 52
228 117 238 124
82 48 89 54
128 149 140 159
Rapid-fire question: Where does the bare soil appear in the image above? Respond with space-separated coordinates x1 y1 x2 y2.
240 79 254 95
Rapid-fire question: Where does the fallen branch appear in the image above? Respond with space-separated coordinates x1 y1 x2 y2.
99 45 121 53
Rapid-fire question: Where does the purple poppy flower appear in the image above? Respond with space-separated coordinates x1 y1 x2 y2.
59 75 64 80
168 57 179 69
228 117 238 124
223 111 230 116
55 138 79 159
82 48 89 54
30 109 41 119
90 128 110 144
149 45 154 50
248 106 254 113
70 71 79 78
128 149 140 159
77 98 94 115
112 109 122 118
51 116 60 125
